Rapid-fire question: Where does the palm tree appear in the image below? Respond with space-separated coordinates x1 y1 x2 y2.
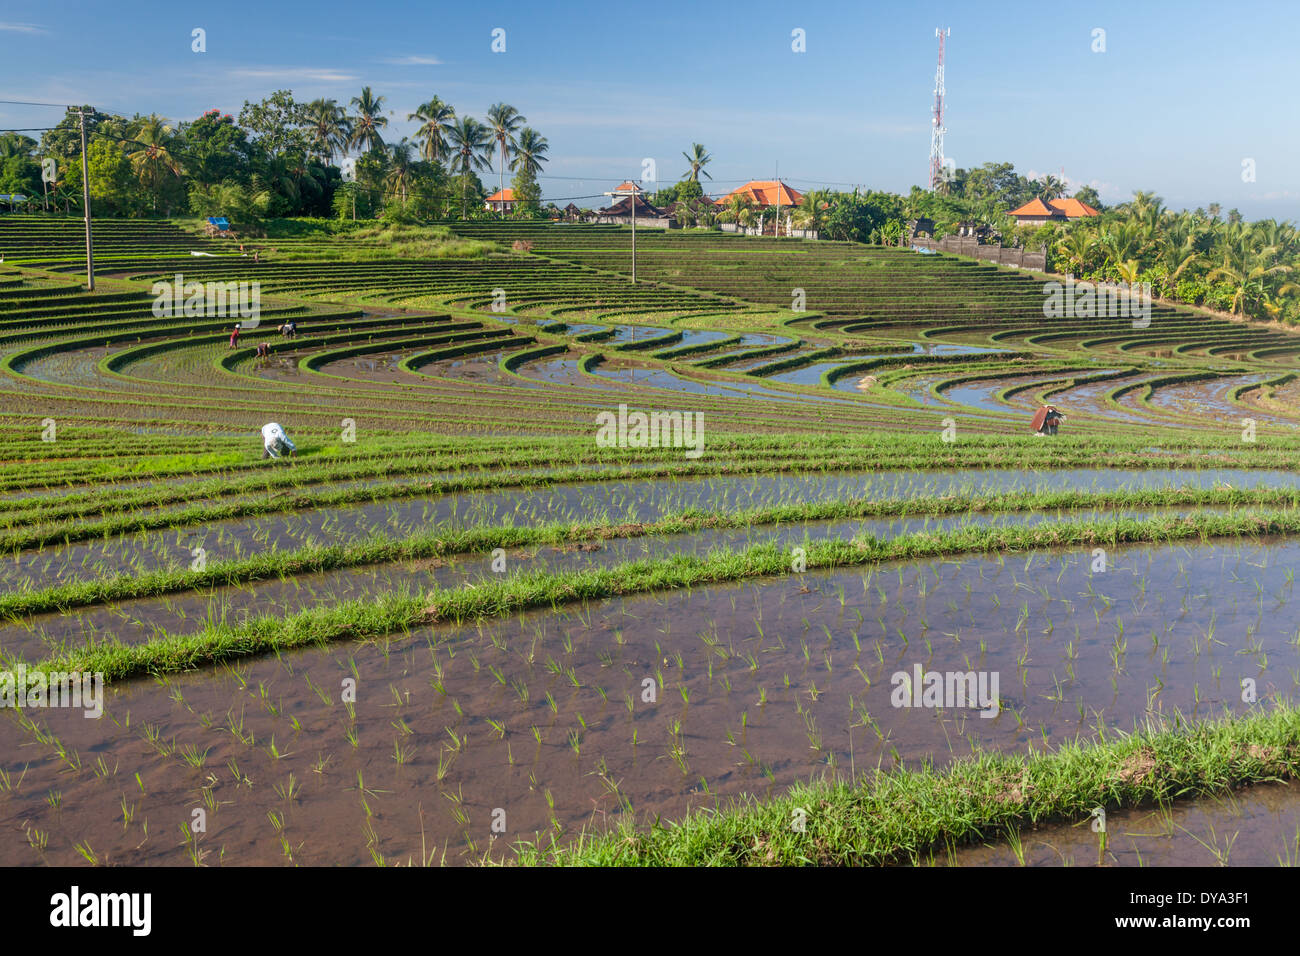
1208 247 1293 316
485 103 525 215
1057 227 1096 273
303 99 351 164
349 87 388 154
680 143 712 182
129 115 184 213
255 153 325 214
1036 175 1066 201
0 133 36 159
720 193 755 230
510 127 549 178
446 116 492 218
799 189 834 232
1098 221 1144 275
408 96 455 164
386 138 417 203
1153 233 1201 293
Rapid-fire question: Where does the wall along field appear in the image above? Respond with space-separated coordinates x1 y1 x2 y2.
4 216 1300 866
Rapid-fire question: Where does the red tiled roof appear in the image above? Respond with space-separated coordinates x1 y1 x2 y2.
485 188 515 202
714 180 803 208
1048 197 1100 218
1007 198 1060 218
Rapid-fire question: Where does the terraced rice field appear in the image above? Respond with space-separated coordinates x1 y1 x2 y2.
3 214 1300 867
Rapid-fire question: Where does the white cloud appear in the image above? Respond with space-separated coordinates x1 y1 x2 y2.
229 67 359 83
383 55 442 66
0 21 47 33
1086 179 1126 201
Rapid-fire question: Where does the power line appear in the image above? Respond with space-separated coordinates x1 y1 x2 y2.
0 100 128 116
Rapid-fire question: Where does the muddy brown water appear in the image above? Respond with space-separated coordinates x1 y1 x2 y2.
1147 374 1298 428
2 537 1298 865
8 468 1300 590
940 778 1300 866
7 468 1300 595
0 506 1253 662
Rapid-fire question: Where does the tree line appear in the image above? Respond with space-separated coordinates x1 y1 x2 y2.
0 88 550 226
4 112 1295 323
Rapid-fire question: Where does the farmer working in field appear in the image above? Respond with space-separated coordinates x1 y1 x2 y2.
261 422 297 459
1032 405 1065 436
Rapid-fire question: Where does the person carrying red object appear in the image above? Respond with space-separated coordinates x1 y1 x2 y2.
1031 405 1065 436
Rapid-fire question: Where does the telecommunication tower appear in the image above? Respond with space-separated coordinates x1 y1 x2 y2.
929 28 950 191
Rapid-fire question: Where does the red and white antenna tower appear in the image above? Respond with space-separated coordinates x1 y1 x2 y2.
929 27 950 191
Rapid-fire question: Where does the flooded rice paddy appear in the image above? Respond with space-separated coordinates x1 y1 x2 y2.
3 532 1298 864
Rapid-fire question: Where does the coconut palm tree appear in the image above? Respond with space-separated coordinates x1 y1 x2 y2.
129 115 184 213
510 127 549 178
1153 233 1201 293
1057 228 1097 274
1036 175 1066 201
1208 250 1293 316
719 193 756 230
446 116 492 218
408 96 456 164
387 138 417 203
348 87 388 154
797 189 834 233
303 99 351 164
681 143 712 182
1098 220 1144 275
485 103 525 215
0 133 36 159
266 156 326 214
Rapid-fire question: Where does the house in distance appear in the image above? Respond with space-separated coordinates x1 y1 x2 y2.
484 188 516 214
1007 196 1100 227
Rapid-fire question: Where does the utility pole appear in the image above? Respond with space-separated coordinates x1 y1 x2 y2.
774 161 781 239
70 107 95 290
604 181 640 284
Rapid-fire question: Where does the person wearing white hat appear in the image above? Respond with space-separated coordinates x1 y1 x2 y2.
261 422 297 459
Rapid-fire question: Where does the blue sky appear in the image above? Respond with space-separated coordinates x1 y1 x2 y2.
2 0 1298 219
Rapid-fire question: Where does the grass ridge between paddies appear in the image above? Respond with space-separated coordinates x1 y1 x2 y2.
507 704 1300 866
32 506 1300 681
8 485 1300 618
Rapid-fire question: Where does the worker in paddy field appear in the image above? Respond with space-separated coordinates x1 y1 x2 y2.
261 422 297 459
229 324 241 348
1031 405 1065 436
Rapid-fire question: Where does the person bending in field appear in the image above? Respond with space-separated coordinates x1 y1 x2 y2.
1033 405 1065 436
261 422 297 459
229 324 241 348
